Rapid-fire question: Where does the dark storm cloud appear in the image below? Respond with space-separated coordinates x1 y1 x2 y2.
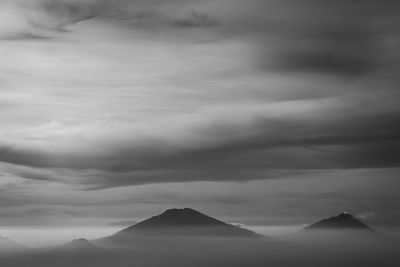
236 0 400 76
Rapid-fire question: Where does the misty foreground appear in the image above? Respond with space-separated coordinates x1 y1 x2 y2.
0 209 399 267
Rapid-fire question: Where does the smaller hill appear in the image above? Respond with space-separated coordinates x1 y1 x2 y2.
305 212 373 231
61 238 100 252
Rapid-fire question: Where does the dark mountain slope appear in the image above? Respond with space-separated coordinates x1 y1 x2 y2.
113 208 259 238
305 212 372 231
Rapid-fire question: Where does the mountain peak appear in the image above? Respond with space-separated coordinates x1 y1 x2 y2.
115 208 259 238
305 212 372 231
336 212 353 220
160 208 204 218
130 207 228 229
163 207 198 214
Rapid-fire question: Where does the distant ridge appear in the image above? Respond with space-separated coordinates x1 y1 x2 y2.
114 208 259 238
108 220 137 227
305 212 373 231
61 238 100 252
0 236 24 252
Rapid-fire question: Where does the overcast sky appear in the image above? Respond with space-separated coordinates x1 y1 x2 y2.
0 0 400 231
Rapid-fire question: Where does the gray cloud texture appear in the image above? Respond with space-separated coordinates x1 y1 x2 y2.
0 0 399 189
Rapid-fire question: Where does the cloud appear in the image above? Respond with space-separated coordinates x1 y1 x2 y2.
169 12 219 28
0 98 399 188
0 0 95 39
251 0 398 76
0 0 221 40
0 0 399 189
2 0 397 80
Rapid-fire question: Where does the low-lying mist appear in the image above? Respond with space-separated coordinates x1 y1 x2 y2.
0 226 121 247
0 228 399 267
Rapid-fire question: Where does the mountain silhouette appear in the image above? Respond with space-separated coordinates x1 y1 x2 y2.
305 212 373 231
61 238 100 253
56 238 102 256
114 208 259 238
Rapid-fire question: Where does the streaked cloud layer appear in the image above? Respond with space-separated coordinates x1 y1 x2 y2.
0 0 399 227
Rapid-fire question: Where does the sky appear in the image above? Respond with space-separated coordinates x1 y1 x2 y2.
0 0 400 241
